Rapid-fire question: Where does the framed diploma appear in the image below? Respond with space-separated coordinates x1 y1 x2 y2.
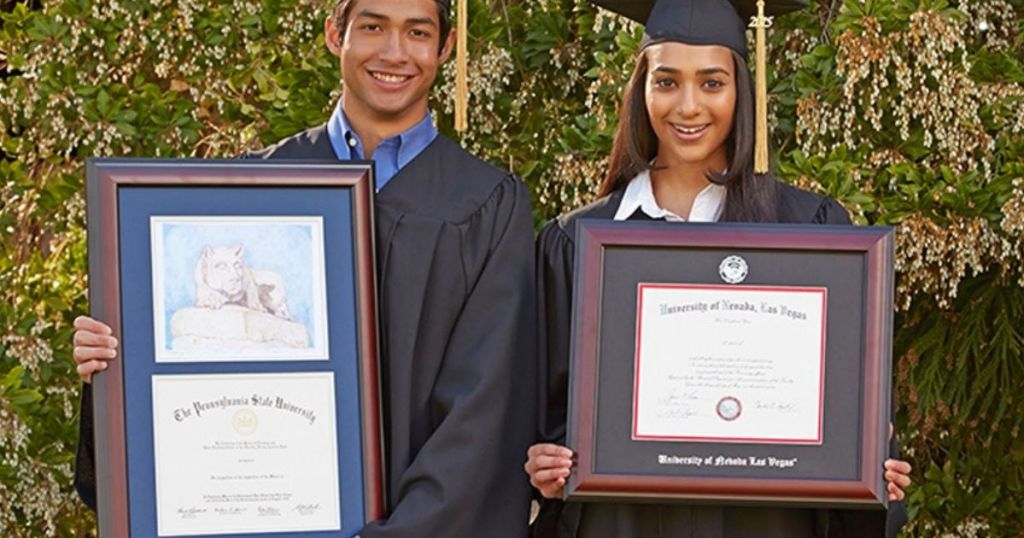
565 220 894 509
86 159 383 537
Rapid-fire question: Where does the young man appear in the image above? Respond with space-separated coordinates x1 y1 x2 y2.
72 1 537 535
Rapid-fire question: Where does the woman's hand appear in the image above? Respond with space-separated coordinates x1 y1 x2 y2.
884 458 912 501
885 423 912 501
525 443 574 499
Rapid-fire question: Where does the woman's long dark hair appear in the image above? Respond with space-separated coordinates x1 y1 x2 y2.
598 49 778 223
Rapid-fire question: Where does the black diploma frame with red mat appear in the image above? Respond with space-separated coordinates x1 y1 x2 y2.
564 220 894 510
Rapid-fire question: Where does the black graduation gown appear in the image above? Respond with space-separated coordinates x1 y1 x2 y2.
531 183 908 538
74 125 538 537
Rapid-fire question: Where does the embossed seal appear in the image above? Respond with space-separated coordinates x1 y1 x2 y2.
718 255 748 284
232 408 258 436
716 396 742 421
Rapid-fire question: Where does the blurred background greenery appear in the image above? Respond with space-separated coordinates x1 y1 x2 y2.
1 0 1021 535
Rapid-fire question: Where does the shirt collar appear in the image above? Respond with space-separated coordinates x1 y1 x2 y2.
325 99 437 164
613 169 727 222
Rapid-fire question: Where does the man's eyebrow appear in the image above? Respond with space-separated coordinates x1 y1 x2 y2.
354 10 438 29
353 10 388 21
406 17 438 28
651 66 681 75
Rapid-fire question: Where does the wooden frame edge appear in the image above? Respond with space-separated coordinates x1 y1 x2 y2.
84 158 385 535
87 159 131 537
351 167 386 522
565 220 895 507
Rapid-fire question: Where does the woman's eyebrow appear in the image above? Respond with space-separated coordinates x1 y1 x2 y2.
697 66 731 76
650 66 731 76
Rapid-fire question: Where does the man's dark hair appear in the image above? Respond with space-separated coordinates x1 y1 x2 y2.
332 0 453 55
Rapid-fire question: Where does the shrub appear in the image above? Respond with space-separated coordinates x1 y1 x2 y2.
1 0 1021 534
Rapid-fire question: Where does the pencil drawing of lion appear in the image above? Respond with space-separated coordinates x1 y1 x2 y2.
194 245 292 320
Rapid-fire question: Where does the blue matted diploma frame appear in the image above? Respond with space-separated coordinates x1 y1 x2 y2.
86 159 383 537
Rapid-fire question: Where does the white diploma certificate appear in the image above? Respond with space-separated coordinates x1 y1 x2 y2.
633 284 827 444
151 372 341 536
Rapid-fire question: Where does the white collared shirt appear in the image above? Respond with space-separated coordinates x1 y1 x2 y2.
612 170 727 222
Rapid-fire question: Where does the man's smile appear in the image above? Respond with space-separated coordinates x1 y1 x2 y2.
369 70 414 85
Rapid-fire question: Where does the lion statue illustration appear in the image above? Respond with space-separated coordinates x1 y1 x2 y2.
194 245 292 320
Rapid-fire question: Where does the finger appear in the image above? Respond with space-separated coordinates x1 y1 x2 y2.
886 479 908 498
532 454 573 470
527 443 550 458
885 470 912 488
76 360 108 383
525 457 566 475
531 467 571 485
73 346 118 364
540 478 566 499
553 477 568 493
523 453 540 474
887 482 905 501
528 443 574 460
73 330 119 349
74 316 113 335
540 488 561 499
884 469 912 487
528 443 573 458
889 422 894 441
537 467 572 483
884 459 912 474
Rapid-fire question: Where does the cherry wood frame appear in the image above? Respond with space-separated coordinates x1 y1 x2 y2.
85 159 384 536
565 220 894 508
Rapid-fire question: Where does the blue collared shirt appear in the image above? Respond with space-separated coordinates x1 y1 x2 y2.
326 101 438 191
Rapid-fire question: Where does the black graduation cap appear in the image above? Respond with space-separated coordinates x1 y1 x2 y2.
590 0 806 56
590 0 808 173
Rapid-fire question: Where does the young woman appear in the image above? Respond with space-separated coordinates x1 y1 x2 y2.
525 0 912 536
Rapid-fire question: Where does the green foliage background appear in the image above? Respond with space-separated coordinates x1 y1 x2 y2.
1 0 1022 535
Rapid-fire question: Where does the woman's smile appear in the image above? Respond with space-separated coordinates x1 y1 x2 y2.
669 122 711 140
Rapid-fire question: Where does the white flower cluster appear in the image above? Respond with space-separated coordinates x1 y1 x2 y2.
793 8 1024 309
538 152 606 214
435 41 516 159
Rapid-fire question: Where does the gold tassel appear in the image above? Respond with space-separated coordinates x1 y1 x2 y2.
455 0 469 132
753 0 769 174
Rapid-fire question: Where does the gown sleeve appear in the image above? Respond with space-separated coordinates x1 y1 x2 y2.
535 220 576 446
529 219 579 537
73 383 97 511
360 177 537 538
813 197 853 225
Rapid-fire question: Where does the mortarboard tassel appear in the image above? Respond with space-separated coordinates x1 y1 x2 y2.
455 0 469 132
752 0 769 174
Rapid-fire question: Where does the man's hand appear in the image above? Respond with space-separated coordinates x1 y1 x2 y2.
72 316 118 383
524 443 573 499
